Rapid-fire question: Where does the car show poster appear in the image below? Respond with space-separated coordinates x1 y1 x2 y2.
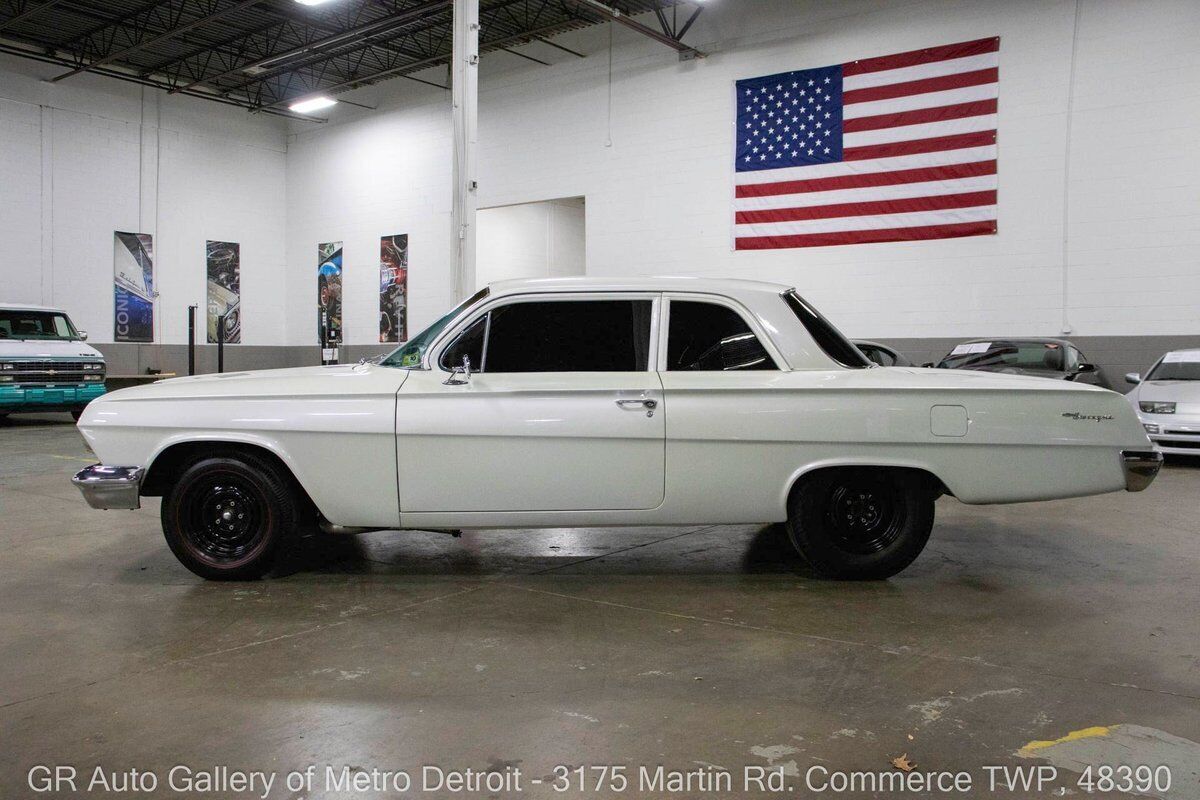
206 240 241 344
317 241 343 346
113 231 154 342
379 233 408 343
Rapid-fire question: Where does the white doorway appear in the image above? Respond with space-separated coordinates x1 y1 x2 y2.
476 197 585 288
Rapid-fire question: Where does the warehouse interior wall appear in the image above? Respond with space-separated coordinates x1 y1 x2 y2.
476 198 586 289
1 0 1198 377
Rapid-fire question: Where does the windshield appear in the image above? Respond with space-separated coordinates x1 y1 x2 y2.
938 341 1065 372
0 310 80 341
1146 354 1200 381
380 287 489 368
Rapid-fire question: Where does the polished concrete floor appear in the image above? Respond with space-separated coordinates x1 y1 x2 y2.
3 414 1199 799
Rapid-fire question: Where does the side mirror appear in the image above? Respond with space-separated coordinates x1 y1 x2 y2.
442 354 472 385
1125 372 1141 385
717 333 770 370
1076 362 1096 373
78 331 88 341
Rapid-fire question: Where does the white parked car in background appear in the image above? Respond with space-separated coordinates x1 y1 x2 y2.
73 278 1160 582
1125 349 1200 456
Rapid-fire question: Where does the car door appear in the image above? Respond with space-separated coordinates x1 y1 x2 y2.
395 293 665 513
656 294 786 514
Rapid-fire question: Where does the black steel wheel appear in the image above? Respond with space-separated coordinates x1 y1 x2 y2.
162 452 297 580
787 467 934 580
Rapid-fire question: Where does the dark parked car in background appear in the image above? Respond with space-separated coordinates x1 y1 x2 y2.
853 340 913 367
931 338 1108 388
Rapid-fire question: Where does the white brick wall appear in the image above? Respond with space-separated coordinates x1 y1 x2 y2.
285 0 1200 344
2 0 1197 348
0 55 288 345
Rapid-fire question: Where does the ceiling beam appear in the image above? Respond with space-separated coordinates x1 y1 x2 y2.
0 0 66 33
562 0 702 58
177 0 449 94
48 0 264 82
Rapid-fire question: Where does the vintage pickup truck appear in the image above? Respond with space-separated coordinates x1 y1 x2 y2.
72 277 1160 581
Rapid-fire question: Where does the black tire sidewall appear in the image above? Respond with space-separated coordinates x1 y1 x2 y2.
787 468 934 580
162 454 295 580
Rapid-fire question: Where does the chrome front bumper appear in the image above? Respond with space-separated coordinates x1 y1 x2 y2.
72 464 143 509
1120 450 1163 492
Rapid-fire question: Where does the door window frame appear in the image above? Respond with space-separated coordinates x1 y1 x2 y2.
429 291 663 374
658 293 784 372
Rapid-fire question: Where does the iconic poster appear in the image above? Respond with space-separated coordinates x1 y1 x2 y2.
379 233 408 343
206 240 241 344
317 241 343 345
113 231 154 342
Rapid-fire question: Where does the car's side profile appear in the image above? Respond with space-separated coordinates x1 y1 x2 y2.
73 278 1160 582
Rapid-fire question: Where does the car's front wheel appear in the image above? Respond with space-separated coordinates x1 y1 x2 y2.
161 452 297 580
786 467 935 580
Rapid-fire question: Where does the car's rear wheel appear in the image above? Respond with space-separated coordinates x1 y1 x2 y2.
161 452 297 580
786 467 935 580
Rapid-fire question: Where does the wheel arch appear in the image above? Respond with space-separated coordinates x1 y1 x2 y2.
141 436 319 515
781 459 950 511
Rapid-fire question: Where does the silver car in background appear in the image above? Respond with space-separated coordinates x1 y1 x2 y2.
1126 349 1200 455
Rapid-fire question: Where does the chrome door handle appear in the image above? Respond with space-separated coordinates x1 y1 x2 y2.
616 398 657 409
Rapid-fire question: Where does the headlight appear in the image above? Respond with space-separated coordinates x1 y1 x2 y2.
0 375 12 382
83 374 103 382
0 362 13 370
1139 401 1176 414
1143 423 1160 434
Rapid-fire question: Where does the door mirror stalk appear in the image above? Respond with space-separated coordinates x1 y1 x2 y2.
443 355 473 385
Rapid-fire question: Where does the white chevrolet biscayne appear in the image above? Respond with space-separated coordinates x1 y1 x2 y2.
74 278 1161 581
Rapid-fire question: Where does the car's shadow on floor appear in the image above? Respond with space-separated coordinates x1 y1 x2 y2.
267 523 820 579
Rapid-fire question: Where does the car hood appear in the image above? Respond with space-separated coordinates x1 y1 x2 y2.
94 363 406 401
1130 379 1200 415
0 339 104 359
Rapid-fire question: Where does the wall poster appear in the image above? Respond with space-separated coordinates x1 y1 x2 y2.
206 240 241 343
113 231 154 342
379 233 408 343
317 241 343 347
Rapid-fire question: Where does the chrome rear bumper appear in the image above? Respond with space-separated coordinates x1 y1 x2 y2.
72 464 143 509
1120 449 1163 492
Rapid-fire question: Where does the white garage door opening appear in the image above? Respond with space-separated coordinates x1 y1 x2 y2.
476 197 585 289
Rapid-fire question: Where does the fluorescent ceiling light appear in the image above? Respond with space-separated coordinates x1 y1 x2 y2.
294 0 337 6
289 96 338 114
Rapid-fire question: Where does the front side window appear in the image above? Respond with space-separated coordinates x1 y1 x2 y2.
448 299 652 373
666 301 775 371
0 310 79 340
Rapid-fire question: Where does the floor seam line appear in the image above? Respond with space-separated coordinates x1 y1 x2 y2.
495 582 1200 703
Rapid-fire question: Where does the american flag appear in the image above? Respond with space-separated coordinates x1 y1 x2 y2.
734 37 999 250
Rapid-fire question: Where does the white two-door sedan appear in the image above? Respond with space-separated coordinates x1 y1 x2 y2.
73 277 1161 581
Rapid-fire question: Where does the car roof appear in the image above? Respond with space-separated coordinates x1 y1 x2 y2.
0 303 67 313
485 276 793 300
957 337 1076 346
1165 348 1200 356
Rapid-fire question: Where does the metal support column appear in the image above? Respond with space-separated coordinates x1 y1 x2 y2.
186 305 196 376
451 0 479 300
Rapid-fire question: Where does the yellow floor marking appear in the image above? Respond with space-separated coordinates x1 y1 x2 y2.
1020 725 1113 754
49 454 95 463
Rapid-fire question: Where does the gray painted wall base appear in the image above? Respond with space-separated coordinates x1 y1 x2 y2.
93 336 1200 392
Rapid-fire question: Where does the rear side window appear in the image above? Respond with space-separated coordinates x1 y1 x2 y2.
666 301 775 371
481 300 652 373
783 291 870 368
